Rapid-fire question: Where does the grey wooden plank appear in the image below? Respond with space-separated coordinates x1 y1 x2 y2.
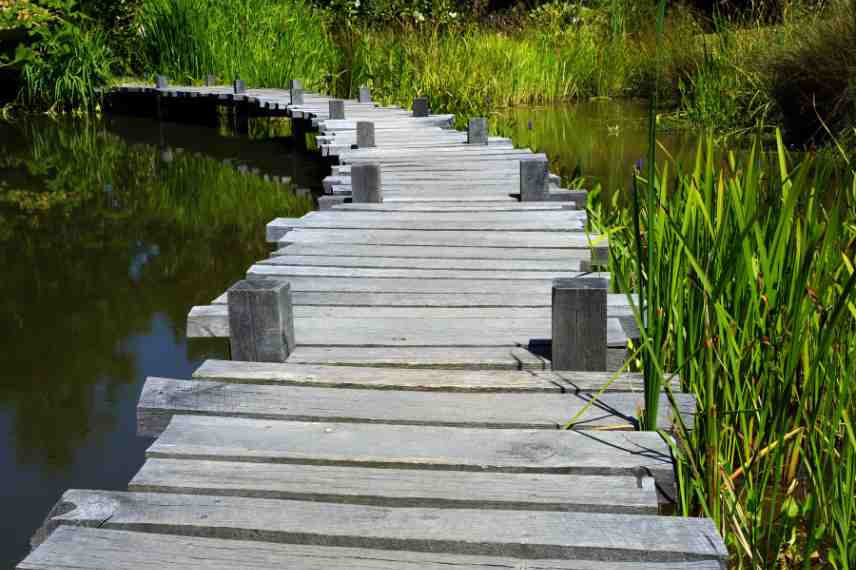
130 458 659 513
301 210 587 222
137 378 691 436
330 202 574 212
248 264 586 281
279 229 597 249
191 359 679 392
260 254 586 272
273 243 594 260
36 489 725 561
21 526 726 570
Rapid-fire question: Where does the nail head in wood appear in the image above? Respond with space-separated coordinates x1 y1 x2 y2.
468 117 488 145
358 86 372 103
228 278 295 362
520 157 549 202
552 277 608 371
356 121 375 148
412 97 429 117
329 99 345 120
351 163 382 203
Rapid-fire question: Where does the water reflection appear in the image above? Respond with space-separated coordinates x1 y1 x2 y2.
0 117 315 567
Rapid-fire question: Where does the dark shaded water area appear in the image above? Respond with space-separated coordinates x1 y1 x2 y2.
0 99 694 567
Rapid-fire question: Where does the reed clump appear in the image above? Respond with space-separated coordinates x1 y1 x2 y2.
590 134 856 567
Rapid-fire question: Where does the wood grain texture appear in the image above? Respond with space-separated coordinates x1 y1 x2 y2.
20 526 726 570
34 490 726 561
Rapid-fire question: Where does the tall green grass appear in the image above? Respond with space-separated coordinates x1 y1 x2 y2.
136 0 339 91
590 135 856 566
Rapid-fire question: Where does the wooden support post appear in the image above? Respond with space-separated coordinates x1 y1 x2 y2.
233 79 246 94
234 101 249 135
156 75 169 89
358 86 372 103
291 88 304 105
318 195 348 210
289 79 303 90
351 163 382 203
412 97 429 117
551 277 608 371
520 157 549 202
228 278 295 362
329 99 345 120
356 121 375 148
205 74 217 87
468 118 488 145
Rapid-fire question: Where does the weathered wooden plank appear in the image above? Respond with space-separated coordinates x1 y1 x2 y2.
302 210 587 222
260 254 586 272
137 377 691 436
249 264 586 281
279 229 597 249
330 202 575 212
285 346 630 371
130 458 659 513
191 359 678 392
35 492 726 562
273 242 594 260
21 526 726 570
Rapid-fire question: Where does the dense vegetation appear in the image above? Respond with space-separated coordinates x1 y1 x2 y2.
0 0 854 143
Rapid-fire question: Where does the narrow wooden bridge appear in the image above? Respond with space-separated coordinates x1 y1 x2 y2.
19 80 728 569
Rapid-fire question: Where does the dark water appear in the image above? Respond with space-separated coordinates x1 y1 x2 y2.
0 99 692 568
0 115 320 568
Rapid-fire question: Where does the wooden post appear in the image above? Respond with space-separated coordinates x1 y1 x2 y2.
318 195 348 210
520 157 549 201
358 86 372 103
468 118 488 145
289 79 303 90
351 163 382 203
156 75 169 89
329 99 345 120
551 277 608 371
412 97 429 117
356 121 375 148
291 88 304 105
205 74 217 86
228 278 295 362
233 79 246 94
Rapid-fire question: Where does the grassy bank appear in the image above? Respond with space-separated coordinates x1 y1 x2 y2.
2 1 854 143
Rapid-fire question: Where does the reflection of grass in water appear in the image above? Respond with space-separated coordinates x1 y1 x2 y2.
0 119 312 470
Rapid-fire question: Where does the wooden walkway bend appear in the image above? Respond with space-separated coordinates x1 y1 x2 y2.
19 82 728 569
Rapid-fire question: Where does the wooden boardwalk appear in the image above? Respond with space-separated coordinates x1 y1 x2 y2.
19 82 728 569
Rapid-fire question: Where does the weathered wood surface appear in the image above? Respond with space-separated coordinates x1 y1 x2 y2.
20 527 726 570
131 458 659 513
35 489 725 562
137 377 692 436
260 253 589 272
278 228 597 249
272 242 596 260
249 264 589 281
192 359 680 392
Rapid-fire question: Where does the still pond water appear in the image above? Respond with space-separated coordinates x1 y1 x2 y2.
0 99 695 567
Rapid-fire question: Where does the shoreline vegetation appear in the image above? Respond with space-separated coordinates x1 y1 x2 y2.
1 1 855 568
0 0 853 145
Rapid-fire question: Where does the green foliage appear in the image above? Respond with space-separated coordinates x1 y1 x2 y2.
590 135 856 566
136 0 339 91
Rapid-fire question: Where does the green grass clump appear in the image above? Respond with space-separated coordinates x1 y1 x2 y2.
136 0 339 91
590 134 856 566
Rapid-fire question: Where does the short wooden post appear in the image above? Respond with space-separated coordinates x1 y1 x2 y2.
289 79 303 90
291 88 304 105
412 97 429 117
551 277 608 371
156 75 169 89
356 121 375 148
329 99 345 120
205 74 216 86
228 278 295 362
468 117 488 145
233 79 246 94
520 157 549 201
358 86 372 103
351 163 382 203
